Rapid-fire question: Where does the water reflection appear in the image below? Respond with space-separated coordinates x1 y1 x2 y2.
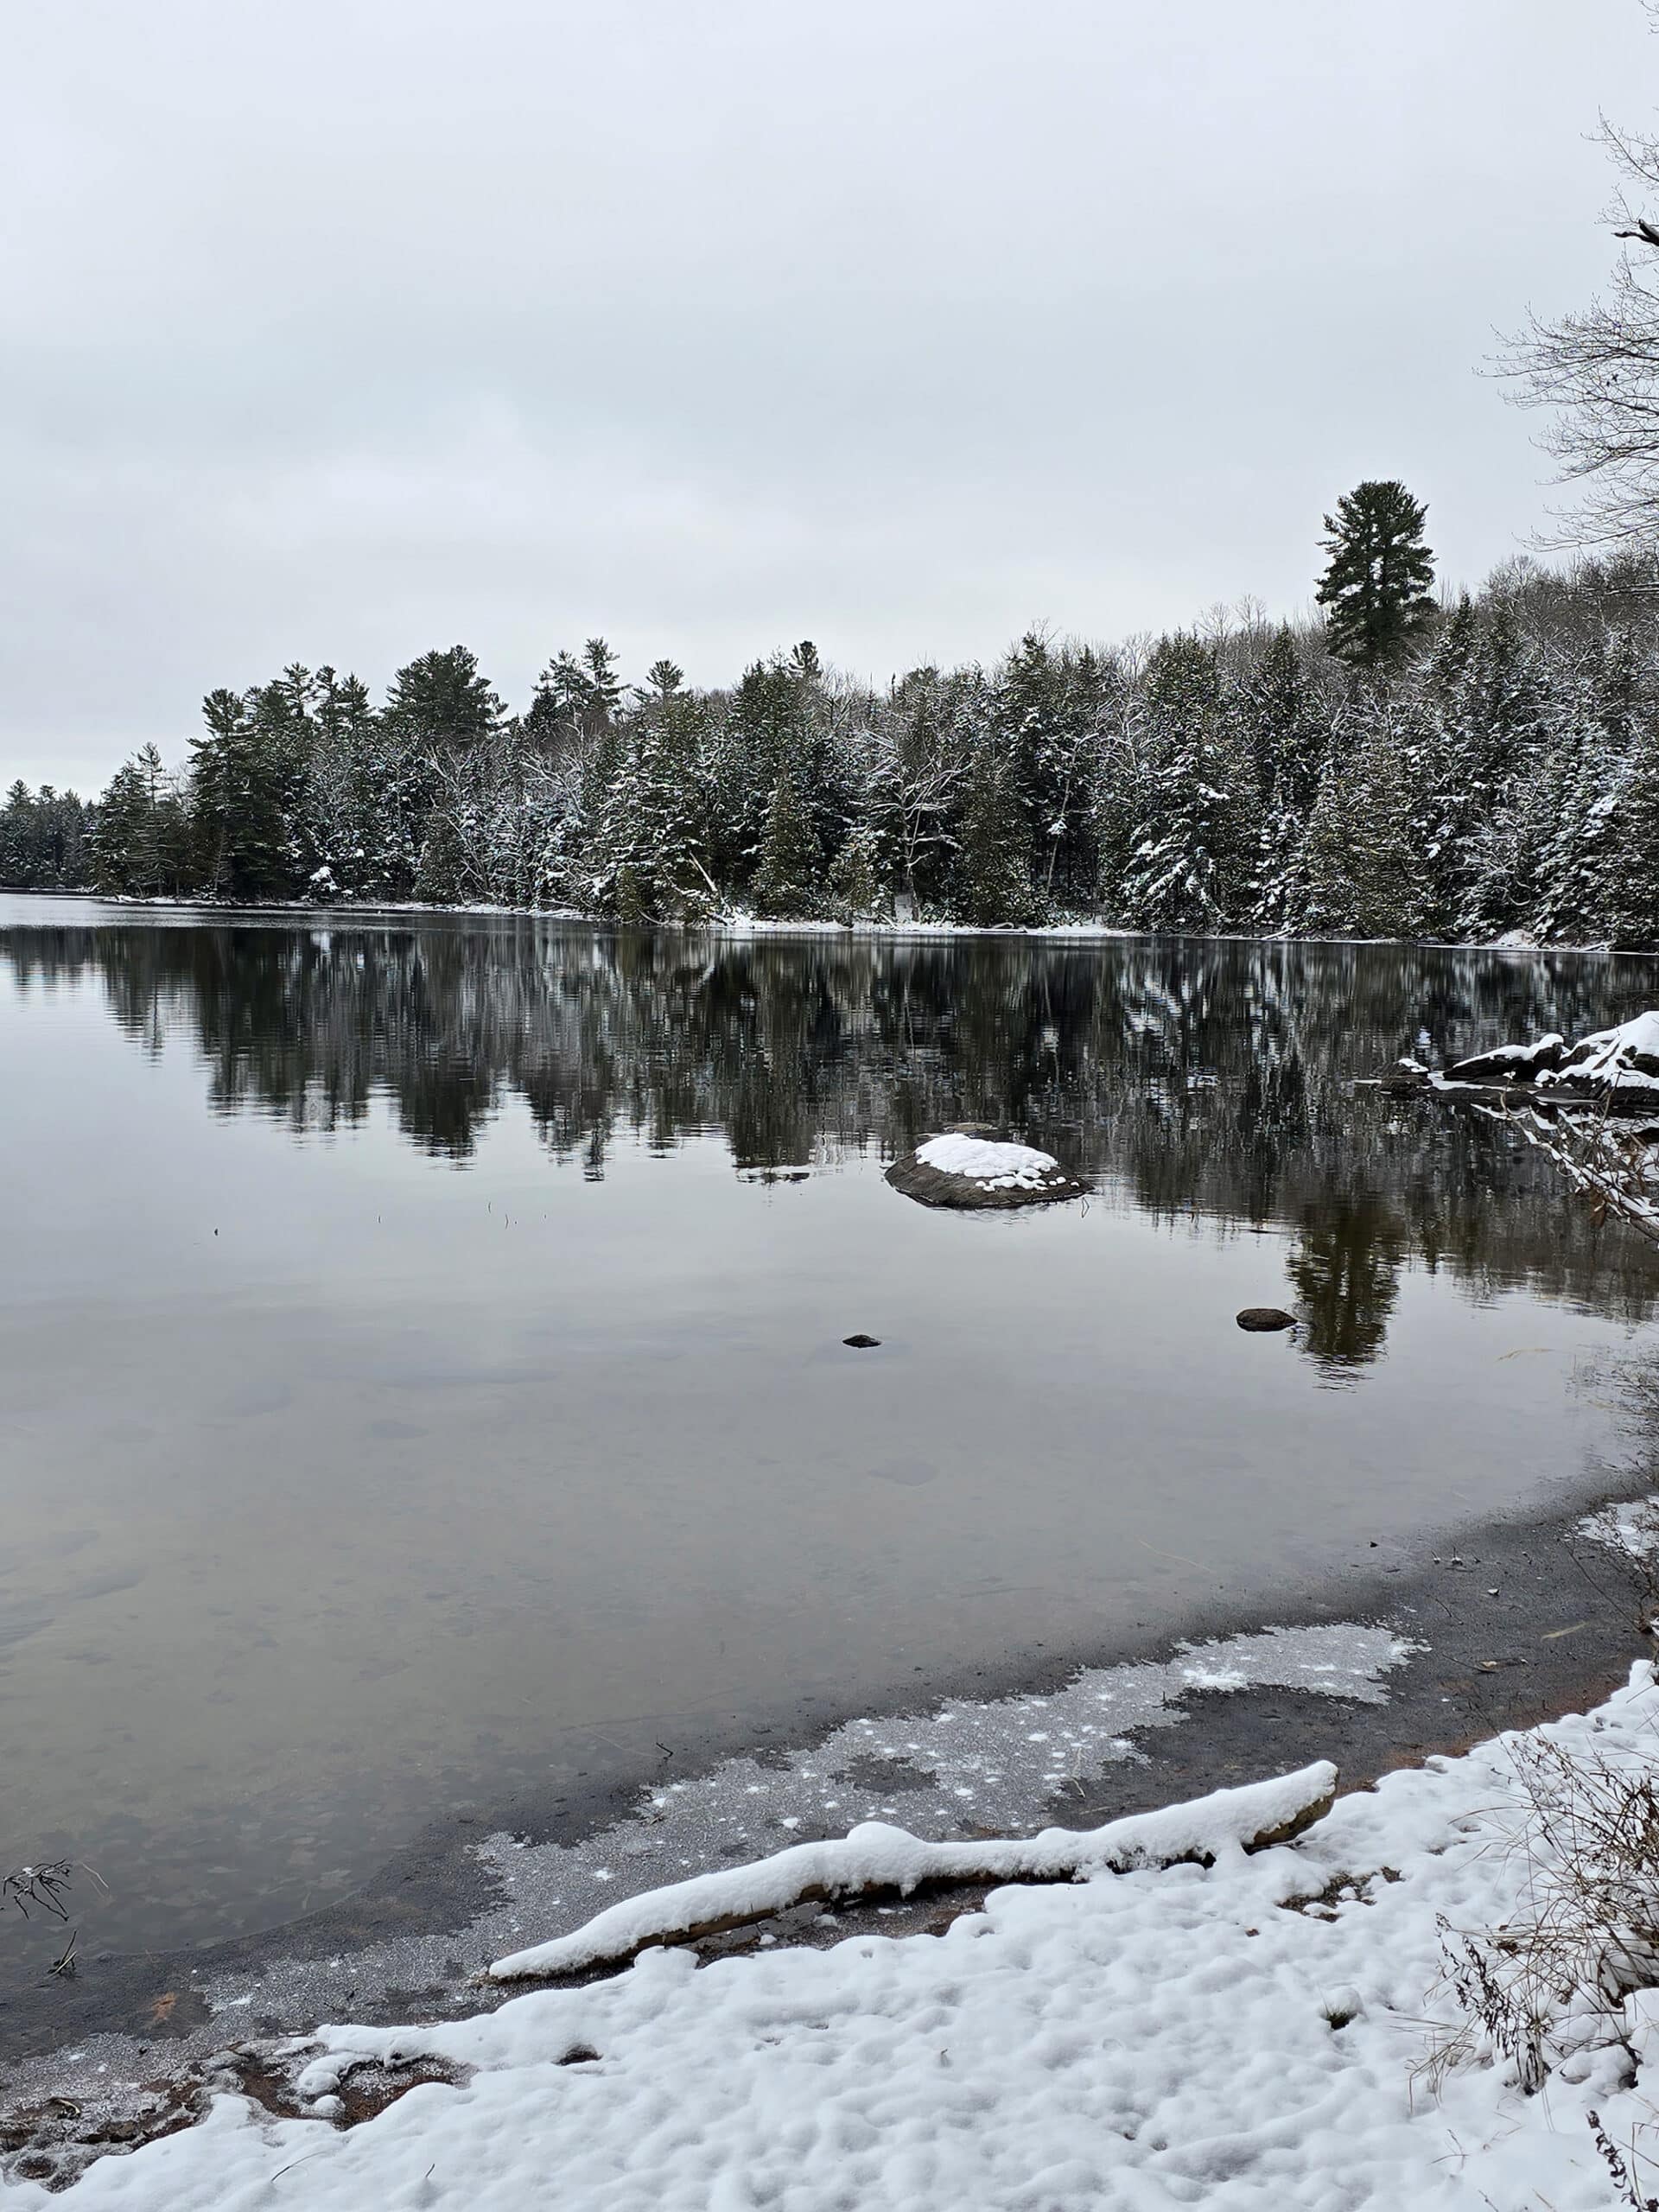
4 917 1656 1373
3 908 1653 1956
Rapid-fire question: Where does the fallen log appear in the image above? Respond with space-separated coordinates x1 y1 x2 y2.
487 1761 1338 1981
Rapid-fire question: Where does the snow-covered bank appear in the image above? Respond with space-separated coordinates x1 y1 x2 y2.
23 1667 1659 2209
3 889 1636 950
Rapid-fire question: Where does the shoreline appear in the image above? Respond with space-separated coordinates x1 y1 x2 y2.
0 885 1642 955
5 1459 1658 2164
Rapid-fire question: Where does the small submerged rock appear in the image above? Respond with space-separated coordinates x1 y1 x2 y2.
885 1126 1088 1211
1236 1307 1299 1333
842 1333 881 1350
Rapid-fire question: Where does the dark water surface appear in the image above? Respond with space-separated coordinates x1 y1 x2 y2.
3 897 1657 1956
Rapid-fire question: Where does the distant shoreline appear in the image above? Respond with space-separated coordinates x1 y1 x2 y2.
0 885 1637 955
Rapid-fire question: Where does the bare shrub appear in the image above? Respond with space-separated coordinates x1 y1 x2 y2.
1430 1736 1659 2094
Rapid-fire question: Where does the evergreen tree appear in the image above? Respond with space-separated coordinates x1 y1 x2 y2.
1298 695 1426 937
188 681 310 899
1605 702 1659 947
383 646 504 751
827 819 889 923
1316 480 1436 669
0 780 93 887
750 768 821 918
92 744 187 894
956 737 1037 925
1411 594 1482 931
1118 636 1256 932
589 690 710 919
1240 626 1325 931
581 639 625 721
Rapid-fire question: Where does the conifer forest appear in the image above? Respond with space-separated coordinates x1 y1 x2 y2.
10 518 1659 947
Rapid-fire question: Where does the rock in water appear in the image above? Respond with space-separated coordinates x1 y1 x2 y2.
1445 1034 1565 1084
842 1334 881 1350
1236 1307 1298 1332
886 1126 1088 1211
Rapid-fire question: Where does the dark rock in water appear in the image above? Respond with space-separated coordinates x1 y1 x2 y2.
1236 1307 1298 1332
842 1334 881 1350
1446 1034 1565 1084
885 1126 1089 1211
1378 1059 1429 1096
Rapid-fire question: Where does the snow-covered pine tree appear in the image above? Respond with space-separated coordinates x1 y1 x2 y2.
995 631 1102 911
1528 654 1619 944
750 767 821 918
589 690 711 920
1118 635 1257 933
1605 690 1659 948
1410 594 1482 933
955 734 1037 925
1238 626 1326 933
827 819 890 923
1458 601 1556 938
1297 691 1426 938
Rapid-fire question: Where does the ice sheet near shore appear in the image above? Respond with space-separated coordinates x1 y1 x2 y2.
28 1666 1659 2208
1577 1491 1659 1560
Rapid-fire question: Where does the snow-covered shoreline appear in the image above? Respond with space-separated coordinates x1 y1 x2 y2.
0 887 1645 952
18 1664 1659 2208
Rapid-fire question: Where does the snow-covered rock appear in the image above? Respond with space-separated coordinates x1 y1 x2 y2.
886 1128 1087 1209
1552 1009 1659 1087
912 1134 1062 1187
1445 1033 1565 1083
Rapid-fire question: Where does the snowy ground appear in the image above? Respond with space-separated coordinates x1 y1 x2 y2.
23 1664 1659 2209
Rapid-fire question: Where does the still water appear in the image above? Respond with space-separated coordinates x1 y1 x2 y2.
2 898 1656 1955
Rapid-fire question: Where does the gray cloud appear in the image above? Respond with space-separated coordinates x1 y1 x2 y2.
1 0 1649 791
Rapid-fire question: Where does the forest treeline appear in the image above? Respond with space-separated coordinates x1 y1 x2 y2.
9 550 1659 942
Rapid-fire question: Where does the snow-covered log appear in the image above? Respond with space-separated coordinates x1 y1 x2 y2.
487 1761 1338 1980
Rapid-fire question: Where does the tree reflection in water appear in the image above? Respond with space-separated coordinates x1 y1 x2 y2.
6 918 1656 1373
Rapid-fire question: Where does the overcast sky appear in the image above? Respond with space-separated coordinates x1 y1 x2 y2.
2 1 1653 791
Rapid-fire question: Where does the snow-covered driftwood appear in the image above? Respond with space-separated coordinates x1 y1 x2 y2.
885 1128 1088 1209
487 1762 1338 1980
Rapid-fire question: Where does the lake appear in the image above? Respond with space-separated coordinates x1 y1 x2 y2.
2 897 1656 1958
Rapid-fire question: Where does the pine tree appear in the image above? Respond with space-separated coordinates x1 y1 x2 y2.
581 639 625 721
956 737 1036 925
1240 626 1325 931
750 769 821 917
1411 594 1482 931
1298 694 1426 937
1118 636 1256 932
1316 480 1436 670
92 744 186 894
383 646 505 751
827 820 889 922
188 681 310 899
1606 702 1659 947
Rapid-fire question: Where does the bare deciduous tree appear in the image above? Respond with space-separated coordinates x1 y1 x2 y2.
1506 25 1659 547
